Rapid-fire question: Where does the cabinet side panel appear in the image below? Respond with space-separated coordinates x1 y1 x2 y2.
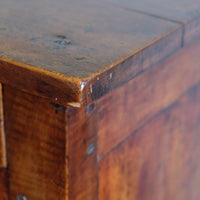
67 106 98 200
3 85 68 200
97 38 200 158
0 169 8 200
0 84 6 167
99 83 200 200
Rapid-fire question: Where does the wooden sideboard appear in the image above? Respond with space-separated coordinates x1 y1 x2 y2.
1 0 200 199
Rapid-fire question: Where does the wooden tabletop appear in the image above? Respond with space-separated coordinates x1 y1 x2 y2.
0 0 200 106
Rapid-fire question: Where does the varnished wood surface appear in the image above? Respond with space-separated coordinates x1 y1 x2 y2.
0 60 81 106
0 0 178 77
83 27 183 104
0 169 8 200
99 83 200 200
1 3 200 198
67 105 98 200
0 1 200 105
0 84 6 167
3 85 68 200
97 37 200 158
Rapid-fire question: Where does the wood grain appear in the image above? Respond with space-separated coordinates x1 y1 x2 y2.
0 1 199 107
82 26 183 104
0 169 8 200
97 38 200 158
67 104 98 200
99 83 200 200
3 85 68 200
141 26 183 71
0 0 178 77
0 59 81 106
0 24 183 107
0 84 6 167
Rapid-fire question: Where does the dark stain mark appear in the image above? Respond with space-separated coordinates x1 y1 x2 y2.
76 57 87 61
54 39 72 45
29 34 73 50
54 35 72 47
56 35 67 39
50 103 66 113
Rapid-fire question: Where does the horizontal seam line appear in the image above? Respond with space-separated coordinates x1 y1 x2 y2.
114 3 183 24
